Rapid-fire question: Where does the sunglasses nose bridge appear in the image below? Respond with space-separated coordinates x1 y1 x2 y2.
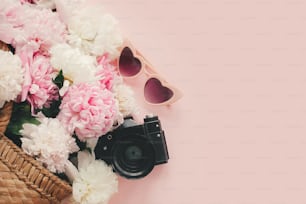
117 41 183 105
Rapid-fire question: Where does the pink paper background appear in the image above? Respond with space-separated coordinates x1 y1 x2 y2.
98 0 306 203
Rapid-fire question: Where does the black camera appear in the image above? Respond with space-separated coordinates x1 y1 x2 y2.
94 115 169 179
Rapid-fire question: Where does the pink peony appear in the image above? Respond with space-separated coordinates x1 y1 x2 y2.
0 0 66 54
17 44 59 111
57 82 119 141
96 54 117 90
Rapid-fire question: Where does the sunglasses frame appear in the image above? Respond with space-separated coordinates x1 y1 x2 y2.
116 39 183 106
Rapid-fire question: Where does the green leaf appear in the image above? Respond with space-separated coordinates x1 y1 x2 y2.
53 70 64 89
41 99 61 118
5 102 40 136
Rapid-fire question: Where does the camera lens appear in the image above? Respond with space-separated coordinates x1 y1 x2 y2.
112 137 155 179
125 145 142 161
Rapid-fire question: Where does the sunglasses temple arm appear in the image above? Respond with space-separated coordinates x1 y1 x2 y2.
135 49 164 76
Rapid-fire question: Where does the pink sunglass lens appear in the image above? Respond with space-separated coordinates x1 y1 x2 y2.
119 47 141 77
144 78 174 104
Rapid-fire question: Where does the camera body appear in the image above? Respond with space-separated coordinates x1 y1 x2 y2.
94 115 169 179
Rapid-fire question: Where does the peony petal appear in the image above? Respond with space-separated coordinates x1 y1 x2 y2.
64 160 80 183
86 138 98 151
77 151 94 170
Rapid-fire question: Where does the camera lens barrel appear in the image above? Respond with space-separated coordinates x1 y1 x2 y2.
111 137 155 179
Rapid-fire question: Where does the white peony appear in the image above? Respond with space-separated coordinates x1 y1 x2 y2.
113 83 139 117
50 43 98 84
0 50 24 108
57 0 123 58
72 151 118 204
20 117 79 173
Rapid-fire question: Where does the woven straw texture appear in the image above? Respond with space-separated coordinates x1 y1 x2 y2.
0 41 73 203
0 101 13 134
0 133 72 203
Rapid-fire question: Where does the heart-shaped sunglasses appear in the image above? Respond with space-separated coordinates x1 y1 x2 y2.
115 40 183 105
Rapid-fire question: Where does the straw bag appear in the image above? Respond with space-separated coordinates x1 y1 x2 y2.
0 41 72 204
